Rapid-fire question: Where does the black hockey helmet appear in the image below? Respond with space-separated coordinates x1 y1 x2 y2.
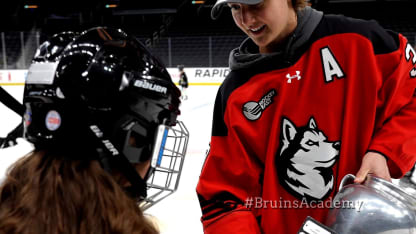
32 31 78 62
23 27 189 204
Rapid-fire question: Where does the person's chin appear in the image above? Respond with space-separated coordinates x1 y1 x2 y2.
251 38 269 49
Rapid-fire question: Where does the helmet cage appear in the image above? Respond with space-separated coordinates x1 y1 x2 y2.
140 120 189 210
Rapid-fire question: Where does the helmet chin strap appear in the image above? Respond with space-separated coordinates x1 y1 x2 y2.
89 123 148 199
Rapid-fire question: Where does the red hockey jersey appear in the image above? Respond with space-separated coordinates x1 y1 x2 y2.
196 9 416 234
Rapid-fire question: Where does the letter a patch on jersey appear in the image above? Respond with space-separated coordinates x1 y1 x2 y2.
320 46 345 83
405 43 416 78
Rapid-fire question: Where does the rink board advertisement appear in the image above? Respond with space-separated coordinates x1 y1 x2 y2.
167 67 229 85
0 70 27 86
0 68 228 87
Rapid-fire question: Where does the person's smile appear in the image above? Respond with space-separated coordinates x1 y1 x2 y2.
247 24 266 36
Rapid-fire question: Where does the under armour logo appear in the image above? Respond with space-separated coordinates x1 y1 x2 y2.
286 71 301 83
411 69 416 78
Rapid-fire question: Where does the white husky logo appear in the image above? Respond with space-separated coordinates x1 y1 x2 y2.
276 117 340 201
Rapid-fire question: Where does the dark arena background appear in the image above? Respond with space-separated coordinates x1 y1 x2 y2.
0 0 414 68
0 0 415 233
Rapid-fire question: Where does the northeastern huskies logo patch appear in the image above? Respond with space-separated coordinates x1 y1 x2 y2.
276 117 340 202
242 89 276 121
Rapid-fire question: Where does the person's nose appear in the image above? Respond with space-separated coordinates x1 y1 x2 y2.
240 7 256 28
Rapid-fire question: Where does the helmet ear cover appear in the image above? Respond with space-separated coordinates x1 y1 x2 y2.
111 114 154 164
89 123 149 199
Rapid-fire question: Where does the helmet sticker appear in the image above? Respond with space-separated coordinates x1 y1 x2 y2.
24 110 32 127
45 110 61 131
151 125 169 168
26 62 58 85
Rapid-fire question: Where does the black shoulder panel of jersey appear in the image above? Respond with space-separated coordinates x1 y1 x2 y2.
310 14 400 55
212 56 297 136
212 68 256 136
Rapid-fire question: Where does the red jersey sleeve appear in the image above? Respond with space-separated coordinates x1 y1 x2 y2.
368 34 416 177
196 86 263 233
